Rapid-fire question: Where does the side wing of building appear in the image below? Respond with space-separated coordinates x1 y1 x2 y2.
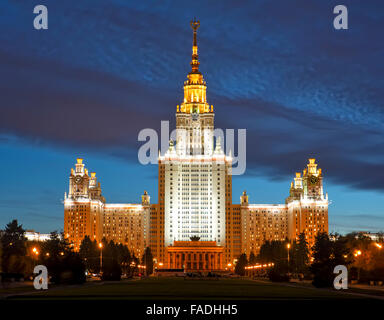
64 159 150 257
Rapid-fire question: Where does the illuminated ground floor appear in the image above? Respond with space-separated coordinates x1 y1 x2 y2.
166 241 224 271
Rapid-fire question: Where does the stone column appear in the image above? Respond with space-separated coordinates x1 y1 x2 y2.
167 252 170 269
214 253 217 270
196 252 199 270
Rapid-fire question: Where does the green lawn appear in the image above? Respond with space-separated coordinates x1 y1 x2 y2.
4 277 367 300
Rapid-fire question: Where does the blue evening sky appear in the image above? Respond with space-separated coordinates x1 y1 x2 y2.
0 0 383 233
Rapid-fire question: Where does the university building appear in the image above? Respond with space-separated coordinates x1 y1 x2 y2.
64 21 329 271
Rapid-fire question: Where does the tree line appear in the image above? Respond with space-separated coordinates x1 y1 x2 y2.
0 220 153 284
235 232 384 287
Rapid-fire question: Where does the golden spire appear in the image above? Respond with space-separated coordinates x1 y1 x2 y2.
179 19 210 114
190 18 200 74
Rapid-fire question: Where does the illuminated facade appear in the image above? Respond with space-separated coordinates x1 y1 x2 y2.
64 20 328 270
241 159 329 259
63 158 150 256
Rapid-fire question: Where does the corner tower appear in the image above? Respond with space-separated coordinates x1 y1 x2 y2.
286 158 329 247
64 158 104 251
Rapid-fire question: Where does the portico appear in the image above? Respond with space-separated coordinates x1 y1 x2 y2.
166 240 224 271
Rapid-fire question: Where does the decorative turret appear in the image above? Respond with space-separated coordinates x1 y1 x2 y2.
141 190 150 206
67 158 104 202
286 158 325 202
240 190 249 206
75 158 85 175
302 158 324 200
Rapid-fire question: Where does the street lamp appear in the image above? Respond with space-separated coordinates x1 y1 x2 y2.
287 243 291 268
99 243 103 273
32 247 39 265
354 249 363 281
375 243 382 249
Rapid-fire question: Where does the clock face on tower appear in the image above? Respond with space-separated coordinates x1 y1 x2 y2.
309 175 319 185
75 176 83 184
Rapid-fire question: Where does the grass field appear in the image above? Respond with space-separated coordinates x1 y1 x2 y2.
3 277 367 300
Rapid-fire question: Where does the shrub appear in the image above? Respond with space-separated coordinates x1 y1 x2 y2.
102 259 121 281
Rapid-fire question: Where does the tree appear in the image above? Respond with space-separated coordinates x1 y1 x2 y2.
235 253 248 276
40 231 85 284
310 232 351 288
79 236 99 273
1 220 27 274
258 240 287 264
116 244 131 275
293 233 310 275
268 263 290 282
248 252 257 265
142 247 154 276
101 258 122 281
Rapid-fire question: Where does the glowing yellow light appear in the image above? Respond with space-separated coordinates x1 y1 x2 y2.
375 243 382 249
354 250 362 257
99 243 103 249
287 243 291 249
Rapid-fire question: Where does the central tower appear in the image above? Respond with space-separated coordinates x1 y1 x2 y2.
159 20 232 252
176 19 214 156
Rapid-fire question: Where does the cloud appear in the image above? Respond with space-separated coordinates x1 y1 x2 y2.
330 214 384 233
0 0 384 194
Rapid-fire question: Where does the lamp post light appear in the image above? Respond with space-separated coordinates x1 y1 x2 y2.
354 249 362 281
32 247 39 265
287 243 291 271
99 243 103 274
